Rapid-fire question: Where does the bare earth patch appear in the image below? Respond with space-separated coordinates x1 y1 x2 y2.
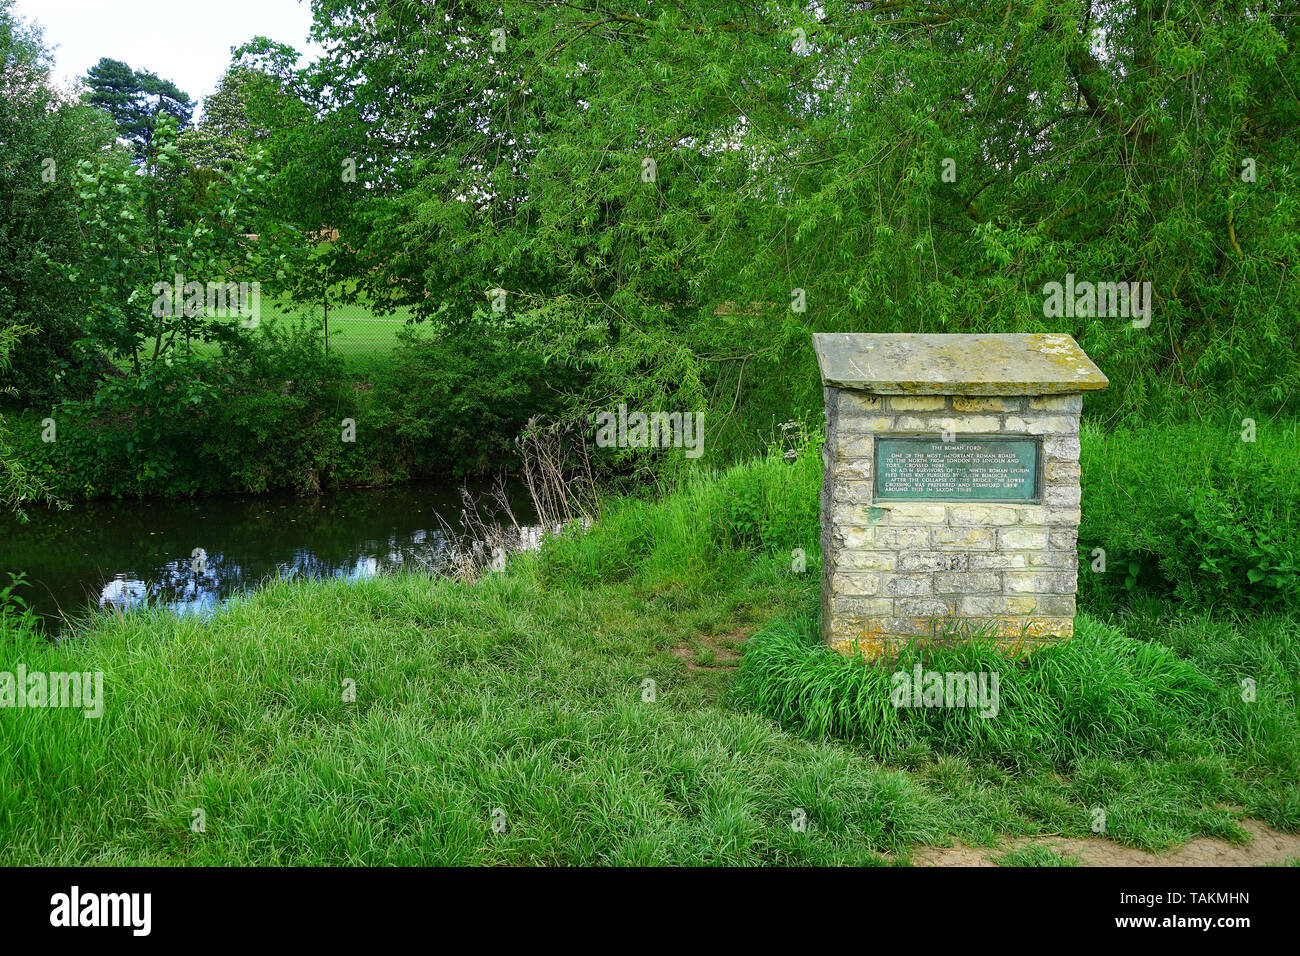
912 819 1300 866
672 630 749 671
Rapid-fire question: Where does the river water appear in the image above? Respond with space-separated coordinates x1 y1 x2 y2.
0 480 535 632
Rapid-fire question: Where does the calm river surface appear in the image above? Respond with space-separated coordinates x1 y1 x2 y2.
0 480 534 632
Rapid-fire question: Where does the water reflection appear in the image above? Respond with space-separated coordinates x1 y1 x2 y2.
1 480 536 632
96 533 460 618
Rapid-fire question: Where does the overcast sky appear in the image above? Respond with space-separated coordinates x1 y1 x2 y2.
14 0 322 111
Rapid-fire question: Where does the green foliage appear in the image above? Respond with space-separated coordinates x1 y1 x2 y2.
209 36 374 311
0 447 1293 863
298 0 1300 455
995 845 1081 867
176 66 262 174
731 612 1278 777
69 114 308 372
364 319 570 476
537 432 823 589
542 412 1298 621
717 426 823 553
0 400 54 521
0 572 37 637
0 1 117 406
81 56 194 161
204 324 363 493
0 322 58 520
11 317 580 498
20 326 358 497
1079 420 1300 613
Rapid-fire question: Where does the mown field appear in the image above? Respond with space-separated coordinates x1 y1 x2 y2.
134 298 428 372
1 425 1296 865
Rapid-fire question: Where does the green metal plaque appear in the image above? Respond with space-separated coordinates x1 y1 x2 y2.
874 436 1040 502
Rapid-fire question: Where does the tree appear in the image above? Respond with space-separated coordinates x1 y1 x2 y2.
297 0 1299 450
83 57 194 160
0 322 58 521
177 62 278 174
72 113 307 370
0 0 118 406
185 38 389 316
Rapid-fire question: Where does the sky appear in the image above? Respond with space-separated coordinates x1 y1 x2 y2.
14 0 322 112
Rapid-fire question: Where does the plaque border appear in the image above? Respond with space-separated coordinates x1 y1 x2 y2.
872 433 1043 504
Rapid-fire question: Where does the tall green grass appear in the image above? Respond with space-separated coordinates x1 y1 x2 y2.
732 614 1228 769
535 439 823 591
0 569 908 865
732 608 1300 843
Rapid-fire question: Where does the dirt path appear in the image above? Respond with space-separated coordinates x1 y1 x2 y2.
913 819 1300 866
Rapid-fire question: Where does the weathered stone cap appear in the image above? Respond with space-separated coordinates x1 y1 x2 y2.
813 332 1109 395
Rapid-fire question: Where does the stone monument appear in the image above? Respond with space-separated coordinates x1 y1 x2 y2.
814 332 1108 658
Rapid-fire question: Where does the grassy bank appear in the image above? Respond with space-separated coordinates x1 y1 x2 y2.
1 440 1297 864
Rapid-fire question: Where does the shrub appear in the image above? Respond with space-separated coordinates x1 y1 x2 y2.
365 321 573 477
715 425 821 554
1078 420 1300 614
200 323 357 493
11 317 583 499
22 323 360 497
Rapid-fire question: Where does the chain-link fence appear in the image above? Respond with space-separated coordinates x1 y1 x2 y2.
266 295 429 372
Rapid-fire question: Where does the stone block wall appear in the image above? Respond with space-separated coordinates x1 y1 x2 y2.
820 388 1084 657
